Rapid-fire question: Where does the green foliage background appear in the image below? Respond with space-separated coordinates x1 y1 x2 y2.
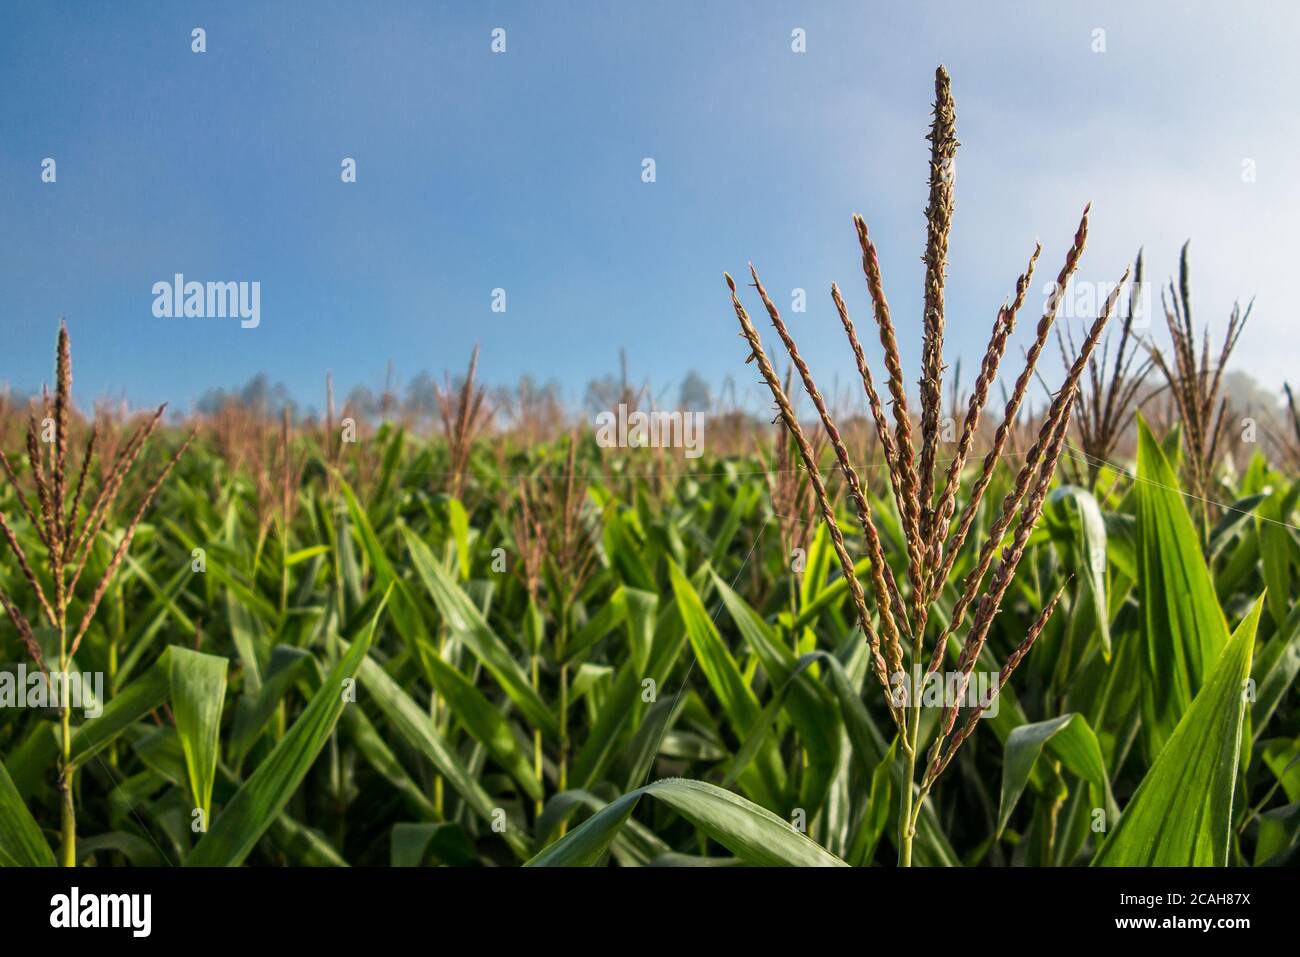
1 417 1297 867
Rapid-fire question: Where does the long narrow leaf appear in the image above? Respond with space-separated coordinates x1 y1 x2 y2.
1094 595 1263 866
187 591 388 865
526 778 846 867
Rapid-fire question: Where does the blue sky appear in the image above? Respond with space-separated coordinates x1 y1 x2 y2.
2 1 1296 415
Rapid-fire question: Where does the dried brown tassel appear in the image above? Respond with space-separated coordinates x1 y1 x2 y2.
0 585 46 674
70 432 193 655
727 271 900 726
853 215 928 644
26 415 55 551
67 405 167 591
53 320 71 529
925 579 1068 786
917 65 958 560
749 265 906 679
936 206 1090 588
63 423 98 553
0 448 42 533
0 510 56 627
928 266 1127 677
928 243 1040 596
940 393 1077 739
830 283 914 638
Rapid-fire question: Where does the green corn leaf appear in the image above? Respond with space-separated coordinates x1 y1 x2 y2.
229 646 313 768
1134 417 1230 757
713 571 841 811
620 694 688 792
526 778 847 867
571 607 688 790
425 654 543 801
0 759 55 867
1256 480 1299 629
1252 604 1300 743
338 480 435 669
168 646 229 823
601 503 655 592
70 652 172 768
722 655 818 788
562 586 628 662
852 738 897 866
667 559 785 807
163 520 278 622
187 591 387 866
284 544 331 566
342 706 439 821
3 723 58 802
534 790 672 864
621 588 658 673
357 653 532 860
1093 595 1262 866
224 591 265 692
790 556 873 633
390 822 476 867
269 815 348 867
399 521 557 738
1253 802 1300 866
446 496 471 580
1047 486 1110 660
799 521 833 608
76 832 164 867
996 712 1116 838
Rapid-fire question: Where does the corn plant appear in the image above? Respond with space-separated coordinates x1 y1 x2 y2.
725 66 1131 864
0 322 189 865
0 92 1294 875
1147 242 1251 549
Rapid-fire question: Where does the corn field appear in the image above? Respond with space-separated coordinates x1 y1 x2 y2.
0 321 1296 869
2 63 1297 874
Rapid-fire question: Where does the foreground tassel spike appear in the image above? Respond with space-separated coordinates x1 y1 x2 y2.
917 64 958 578
748 266 907 679
727 272 900 723
724 66 1120 866
0 321 190 867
